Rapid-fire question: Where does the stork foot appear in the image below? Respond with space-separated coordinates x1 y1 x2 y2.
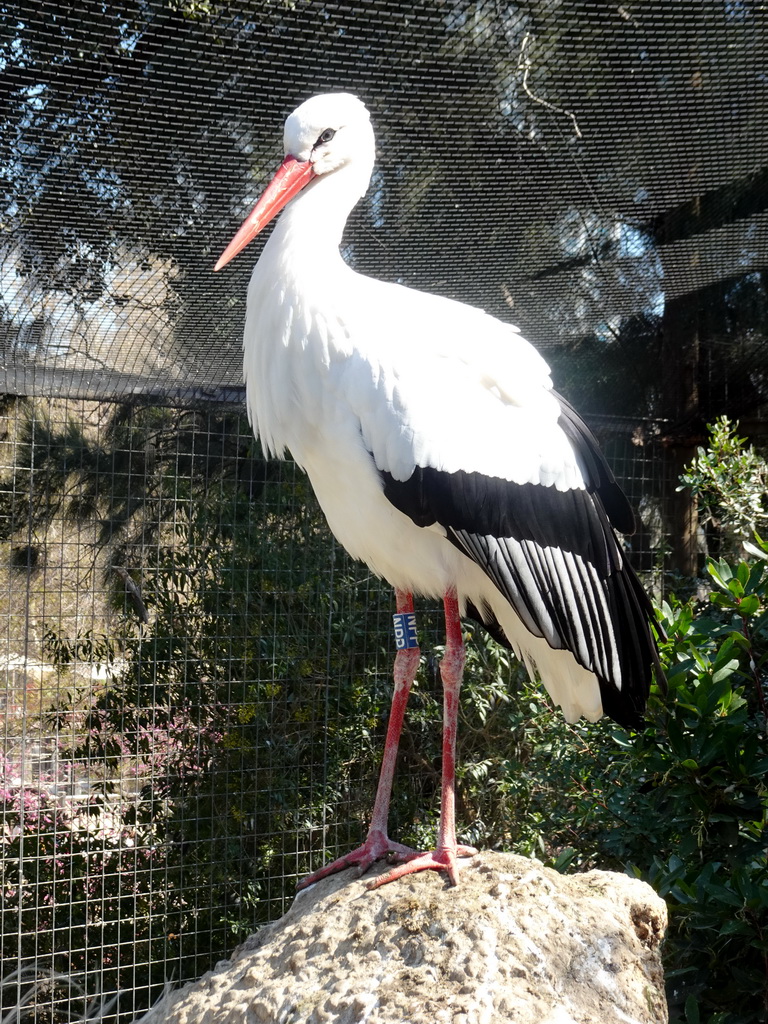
365 843 478 890
297 829 420 890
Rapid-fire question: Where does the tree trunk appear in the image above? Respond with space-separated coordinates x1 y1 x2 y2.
660 292 701 576
656 191 704 578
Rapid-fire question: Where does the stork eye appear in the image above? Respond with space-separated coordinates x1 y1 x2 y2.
315 128 336 146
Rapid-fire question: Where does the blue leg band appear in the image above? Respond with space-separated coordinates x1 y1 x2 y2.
393 612 419 650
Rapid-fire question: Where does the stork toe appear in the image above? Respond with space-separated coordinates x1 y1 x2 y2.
297 829 420 890
366 843 479 890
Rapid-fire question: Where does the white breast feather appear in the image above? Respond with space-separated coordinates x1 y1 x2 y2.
243 234 586 498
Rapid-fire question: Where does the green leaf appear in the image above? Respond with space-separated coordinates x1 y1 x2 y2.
707 558 733 588
702 882 745 908
690 647 710 672
743 538 768 561
685 995 700 1024
670 882 697 904
736 560 751 586
718 918 752 937
737 593 760 616
552 847 579 873
711 659 740 684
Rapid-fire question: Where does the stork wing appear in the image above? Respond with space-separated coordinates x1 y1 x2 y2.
344 285 657 715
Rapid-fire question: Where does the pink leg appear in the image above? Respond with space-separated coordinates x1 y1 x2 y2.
367 590 477 889
297 589 421 890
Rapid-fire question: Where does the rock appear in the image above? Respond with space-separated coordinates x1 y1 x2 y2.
141 851 668 1024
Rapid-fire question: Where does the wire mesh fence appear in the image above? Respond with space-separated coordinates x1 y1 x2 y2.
2 0 767 1020
0 395 674 1021
0 396 392 1019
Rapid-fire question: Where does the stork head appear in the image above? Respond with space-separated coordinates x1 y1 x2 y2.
283 93 373 174
215 93 374 271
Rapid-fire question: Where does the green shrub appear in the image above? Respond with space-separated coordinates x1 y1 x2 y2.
451 545 767 1024
679 416 768 555
638 548 768 1023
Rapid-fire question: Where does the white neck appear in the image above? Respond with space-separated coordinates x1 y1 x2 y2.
268 154 374 262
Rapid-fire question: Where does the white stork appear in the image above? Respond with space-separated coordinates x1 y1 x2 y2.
215 93 662 889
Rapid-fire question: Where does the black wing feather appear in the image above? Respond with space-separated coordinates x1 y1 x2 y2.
556 392 636 535
379 400 662 729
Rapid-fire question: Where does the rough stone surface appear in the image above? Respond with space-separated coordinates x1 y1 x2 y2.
141 851 668 1024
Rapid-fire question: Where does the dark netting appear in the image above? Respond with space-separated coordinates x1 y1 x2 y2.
1 2 767 1020
2 1 767 416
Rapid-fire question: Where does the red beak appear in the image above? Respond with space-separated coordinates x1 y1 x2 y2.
214 156 316 271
